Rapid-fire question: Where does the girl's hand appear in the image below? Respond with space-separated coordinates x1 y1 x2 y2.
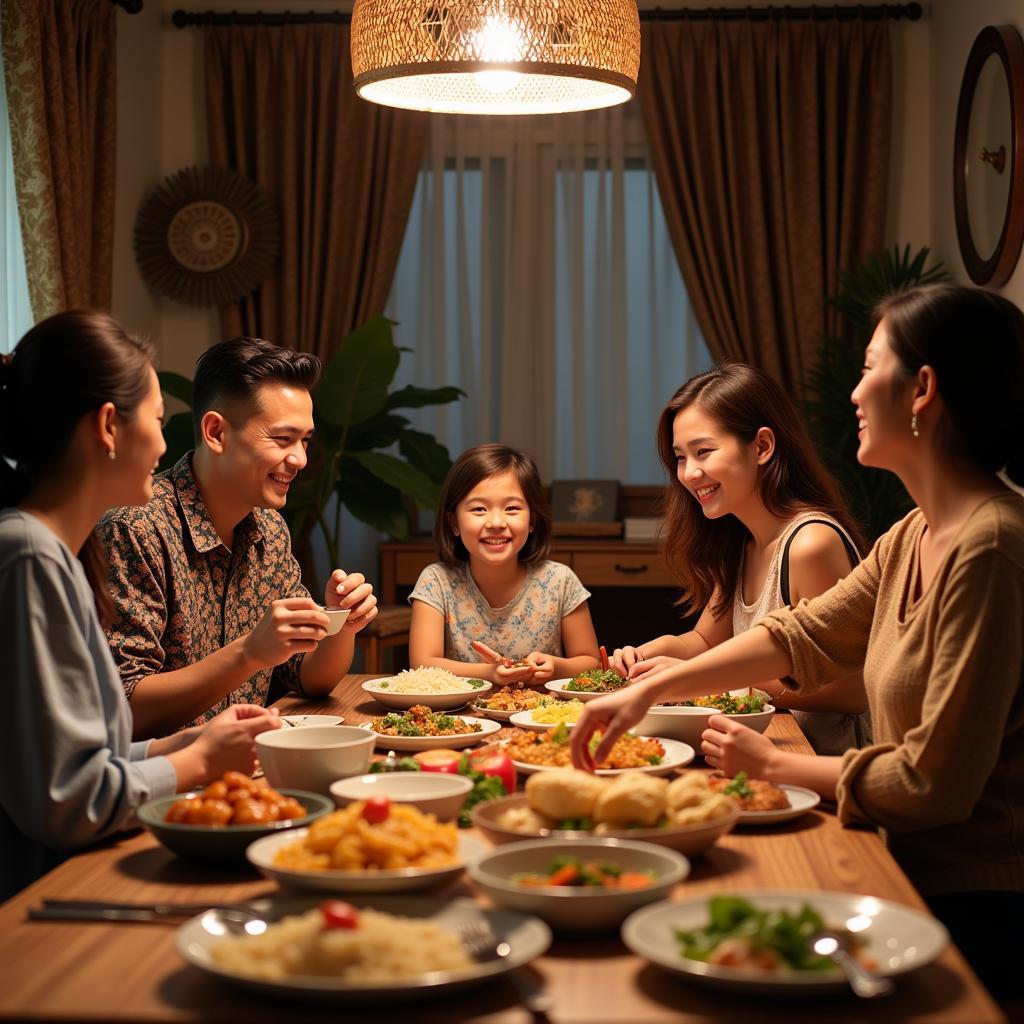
471 640 536 686
325 571 379 634
611 645 643 676
570 683 655 772
628 654 684 680
700 714 778 777
524 651 555 684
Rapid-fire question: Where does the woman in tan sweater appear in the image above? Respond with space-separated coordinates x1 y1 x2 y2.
572 284 1024 995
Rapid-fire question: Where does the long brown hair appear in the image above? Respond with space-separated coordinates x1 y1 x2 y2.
0 310 156 623
434 444 552 566
657 363 865 617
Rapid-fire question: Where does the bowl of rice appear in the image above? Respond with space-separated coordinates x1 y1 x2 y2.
362 667 492 710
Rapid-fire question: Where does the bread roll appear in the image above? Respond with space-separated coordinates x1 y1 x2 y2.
525 769 608 820
592 773 668 827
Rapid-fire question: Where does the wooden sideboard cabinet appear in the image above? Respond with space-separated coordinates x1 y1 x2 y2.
378 537 676 603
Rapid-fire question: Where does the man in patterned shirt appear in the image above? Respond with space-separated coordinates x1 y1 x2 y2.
99 337 378 737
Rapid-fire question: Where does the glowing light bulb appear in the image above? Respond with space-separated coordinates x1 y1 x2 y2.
473 15 524 93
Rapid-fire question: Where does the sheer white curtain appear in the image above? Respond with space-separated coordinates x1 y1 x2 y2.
386 101 710 484
0 43 32 353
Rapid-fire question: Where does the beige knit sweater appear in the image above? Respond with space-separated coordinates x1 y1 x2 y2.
760 492 1024 897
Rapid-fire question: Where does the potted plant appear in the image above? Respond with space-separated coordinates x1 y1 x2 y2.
157 316 463 574
804 245 947 542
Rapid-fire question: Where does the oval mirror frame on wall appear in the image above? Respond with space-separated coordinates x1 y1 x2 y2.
953 24 1024 286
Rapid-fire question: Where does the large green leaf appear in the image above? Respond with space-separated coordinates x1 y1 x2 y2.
338 458 410 538
345 413 410 453
158 371 193 408
157 411 194 473
386 384 466 411
398 428 452 481
351 450 442 509
315 315 400 429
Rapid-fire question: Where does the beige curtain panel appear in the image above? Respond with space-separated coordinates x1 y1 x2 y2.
1 0 117 320
639 17 891 397
204 23 428 362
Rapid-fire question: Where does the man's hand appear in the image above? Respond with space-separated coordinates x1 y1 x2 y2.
242 597 328 668
324 570 378 634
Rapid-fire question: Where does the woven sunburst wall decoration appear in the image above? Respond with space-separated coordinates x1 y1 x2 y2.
133 166 279 307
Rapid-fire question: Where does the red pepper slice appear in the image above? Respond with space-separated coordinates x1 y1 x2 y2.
321 900 360 929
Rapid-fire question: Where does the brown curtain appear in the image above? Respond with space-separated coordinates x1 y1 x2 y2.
639 17 891 396
2 0 116 320
204 23 428 362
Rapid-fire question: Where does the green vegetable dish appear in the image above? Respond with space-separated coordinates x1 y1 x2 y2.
675 896 865 973
666 693 767 715
565 669 629 693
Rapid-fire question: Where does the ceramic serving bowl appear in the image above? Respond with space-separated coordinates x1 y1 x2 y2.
329 772 474 823
138 790 332 863
636 705 775 747
256 725 375 794
468 837 689 931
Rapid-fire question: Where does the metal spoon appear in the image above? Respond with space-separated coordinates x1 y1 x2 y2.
812 929 894 998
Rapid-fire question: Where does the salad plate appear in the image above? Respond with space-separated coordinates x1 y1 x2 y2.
622 890 947 994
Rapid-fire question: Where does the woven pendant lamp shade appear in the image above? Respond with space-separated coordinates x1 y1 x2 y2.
351 0 640 115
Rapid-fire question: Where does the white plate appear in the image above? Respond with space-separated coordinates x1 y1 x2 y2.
177 895 551 1000
733 785 821 826
280 714 345 728
544 678 631 703
247 828 486 893
508 708 582 732
362 676 492 711
469 701 516 721
622 890 948 994
366 716 501 752
507 736 694 777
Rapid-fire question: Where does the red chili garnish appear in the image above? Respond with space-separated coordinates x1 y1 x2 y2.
360 794 391 824
320 899 360 929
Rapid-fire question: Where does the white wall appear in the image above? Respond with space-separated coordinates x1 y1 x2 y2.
930 0 1024 305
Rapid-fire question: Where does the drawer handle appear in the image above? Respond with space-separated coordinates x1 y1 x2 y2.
613 563 648 575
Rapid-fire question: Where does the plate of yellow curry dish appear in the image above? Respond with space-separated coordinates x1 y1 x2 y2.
246 798 486 892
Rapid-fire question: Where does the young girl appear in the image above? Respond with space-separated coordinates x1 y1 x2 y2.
409 443 600 685
0 311 282 899
612 363 869 755
572 285 1024 996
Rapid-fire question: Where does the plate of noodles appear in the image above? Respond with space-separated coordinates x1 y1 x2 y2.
362 668 492 711
177 895 552 1000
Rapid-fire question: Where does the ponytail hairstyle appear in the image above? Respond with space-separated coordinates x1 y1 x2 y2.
657 363 865 617
874 284 1024 486
0 310 156 622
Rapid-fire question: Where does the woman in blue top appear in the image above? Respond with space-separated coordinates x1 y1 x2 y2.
0 310 282 899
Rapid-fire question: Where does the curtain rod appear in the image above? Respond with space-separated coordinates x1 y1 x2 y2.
172 4 923 29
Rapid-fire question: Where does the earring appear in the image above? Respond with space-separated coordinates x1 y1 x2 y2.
911 414 919 438
108 449 116 461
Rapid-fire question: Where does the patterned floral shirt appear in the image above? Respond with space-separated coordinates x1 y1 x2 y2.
409 560 590 662
98 454 308 727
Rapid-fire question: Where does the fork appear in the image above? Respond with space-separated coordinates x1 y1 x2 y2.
454 916 553 1016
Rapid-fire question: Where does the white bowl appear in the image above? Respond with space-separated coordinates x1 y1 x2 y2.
637 705 775 747
329 772 474 822
362 677 492 711
469 838 689 931
246 829 487 893
256 725 374 795
322 607 350 635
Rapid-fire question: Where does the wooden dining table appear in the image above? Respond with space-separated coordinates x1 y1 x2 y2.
0 675 1005 1023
